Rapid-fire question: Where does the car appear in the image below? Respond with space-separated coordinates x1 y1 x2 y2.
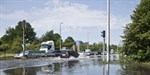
60 50 70 58
53 50 62 57
14 52 23 59
68 50 79 58
60 50 80 58
89 52 95 55
95 51 101 55
14 50 29 59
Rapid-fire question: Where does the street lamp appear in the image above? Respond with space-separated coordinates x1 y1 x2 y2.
60 22 63 50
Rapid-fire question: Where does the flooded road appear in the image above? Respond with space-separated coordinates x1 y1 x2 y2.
0 54 150 75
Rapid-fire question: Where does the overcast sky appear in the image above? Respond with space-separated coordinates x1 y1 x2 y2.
0 0 140 45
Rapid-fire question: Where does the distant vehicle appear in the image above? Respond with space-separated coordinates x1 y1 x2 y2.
110 49 114 54
60 50 79 58
85 49 91 56
68 50 79 58
60 50 70 58
95 51 101 55
89 52 95 55
102 51 107 55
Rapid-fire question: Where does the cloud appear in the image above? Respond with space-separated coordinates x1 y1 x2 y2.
1 10 29 20
33 0 129 30
110 15 130 29
0 0 130 44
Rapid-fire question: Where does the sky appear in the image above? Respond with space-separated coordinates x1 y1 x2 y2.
0 0 140 45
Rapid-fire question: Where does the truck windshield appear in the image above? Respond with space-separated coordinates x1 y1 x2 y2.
41 44 52 50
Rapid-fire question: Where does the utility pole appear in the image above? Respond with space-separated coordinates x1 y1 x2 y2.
22 20 26 56
107 0 110 62
60 23 63 50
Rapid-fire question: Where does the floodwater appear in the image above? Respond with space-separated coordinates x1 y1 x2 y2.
0 54 150 75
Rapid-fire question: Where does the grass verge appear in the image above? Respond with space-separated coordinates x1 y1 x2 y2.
0 53 15 57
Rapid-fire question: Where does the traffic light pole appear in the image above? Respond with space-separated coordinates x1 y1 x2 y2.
103 37 105 61
22 20 26 56
101 30 105 61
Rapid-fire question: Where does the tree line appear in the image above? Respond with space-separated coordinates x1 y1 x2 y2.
0 21 118 53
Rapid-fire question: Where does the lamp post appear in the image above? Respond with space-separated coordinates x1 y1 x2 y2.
60 23 63 50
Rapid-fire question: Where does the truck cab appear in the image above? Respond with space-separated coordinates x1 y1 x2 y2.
39 41 55 53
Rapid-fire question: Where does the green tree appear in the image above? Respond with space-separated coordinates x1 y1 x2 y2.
53 33 61 50
122 0 150 61
55 39 61 50
40 30 54 42
39 30 61 50
78 41 86 51
1 27 16 44
1 21 36 44
63 37 75 49
90 43 103 51
16 21 36 43
0 43 9 52
1 21 37 53
0 39 3 45
10 37 22 53
27 42 40 50
25 37 40 50
110 44 117 51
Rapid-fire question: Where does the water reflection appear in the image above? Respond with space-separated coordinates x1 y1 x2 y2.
101 60 110 75
3 67 37 75
1 55 150 75
41 64 55 73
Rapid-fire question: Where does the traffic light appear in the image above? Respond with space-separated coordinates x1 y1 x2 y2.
101 30 105 38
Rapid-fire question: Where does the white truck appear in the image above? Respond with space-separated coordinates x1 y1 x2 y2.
14 40 55 58
14 40 79 58
39 41 55 53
